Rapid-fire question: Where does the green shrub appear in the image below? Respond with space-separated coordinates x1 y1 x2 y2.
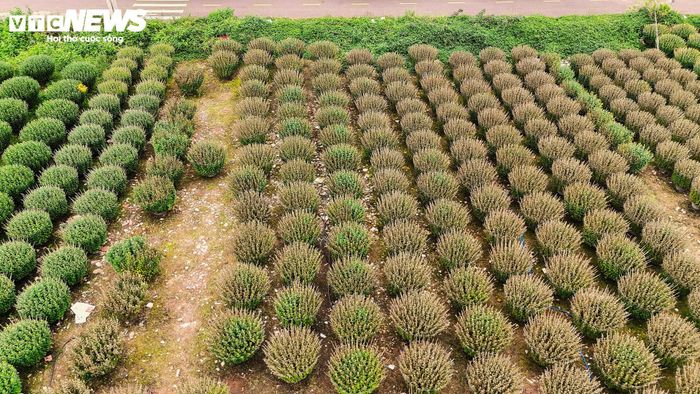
2 141 52 172
274 282 322 328
0 319 51 367
5 209 53 246
647 312 700 368
328 344 383 394
277 118 311 139
186 141 226 178
41 79 85 104
18 118 66 148
40 246 88 287
618 270 675 321
264 326 321 384
68 318 124 380
454 291 511 357
173 64 204 97
152 130 190 159
327 221 370 260
278 182 319 213
233 221 275 265
389 290 449 341
273 242 320 285
16 277 71 323
116 46 144 64
233 190 269 224
483 209 526 245
595 234 647 281
663 251 700 294
383 253 431 296
413 148 450 174
327 257 376 297
0 98 28 130
279 136 315 162
330 294 382 343
641 220 686 264
146 155 185 186
88 94 121 120
97 80 129 105
672 158 700 192
465 353 523 394
79 109 114 134
524 312 581 367
99 144 139 174
623 195 664 233
0 121 10 150
469 183 511 222
0 76 40 104
212 38 242 54
229 165 267 196
279 159 315 184
503 274 553 323
101 272 148 323
416 171 459 203
86 165 128 196
676 361 700 394
208 309 264 366
23 185 68 220
61 214 107 254
36 99 79 127
243 49 273 66
208 51 239 80
535 220 581 258
0 191 12 225
540 364 605 394
605 172 646 209
582 209 628 248
563 182 608 222
68 124 106 154
488 240 533 282
120 111 155 136
518 191 564 229
435 230 482 270
135 80 166 102
0 360 20 394
376 191 417 227
328 170 363 198
593 332 660 391
53 144 92 175
383 220 428 256
105 236 161 281
398 341 453 394
72 188 120 221
544 253 595 298
326 196 365 226
0 241 36 281
132 176 176 215
0 61 12 82
0 164 34 199
656 140 690 173
316 105 350 128
127 95 160 118
102 67 132 86
278 210 321 246
0 275 15 315
218 262 270 310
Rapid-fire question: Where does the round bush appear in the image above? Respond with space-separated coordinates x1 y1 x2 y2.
36 99 80 126
488 240 534 283
503 274 553 323
328 170 363 199
618 270 676 320
61 61 98 87
146 155 185 186
540 364 605 394
229 165 266 196
37 165 78 196
326 196 365 225
86 165 128 196
186 141 226 178
53 144 92 175
16 277 70 323
218 262 270 310
435 230 482 270
327 257 376 297
376 191 418 227
0 275 15 315
327 222 370 260
465 353 523 394
0 241 36 280
641 220 686 264
2 141 52 172
5 209 53 246
329 294 382 343
593 332 660 391
68 318 124 380
102 272 147 323
582 208 629 247
120 110 154 134
0 76 40 104
647 312 700 368
322 144 360 173
273 282 322 328
61 214 107 254
677 361 700 394
278 210 321 246
273 242 321 285
524 312 581 367
67 124 106 154
328 344 383 394
279 136 315 162
263 326 320 384
152 130 190 159
72 188 120 221
23 185 68 220
483 209 526 245
662 251 700 294
0 360 20 394
455 304 513 357
596 234 647 281
80 109 113 134
279 182 319 213
233 221 276 265
18 118 66 148
0 319 51 367
444 266 493 308
0 98 28 130
389 290 449 341
0 165 34 199
383 253 431 296
232 191 269 224
132 176 176 215
105 236 161 281
41 79 84 104
535 220 581 258
40 245 88 287
208 309 264 366
563 182 608 222
398 341 453 394
97 80 129 105
544 253 595 298
88 94 121 120
0 191 12 224
383 220 429 256
0 61 13 82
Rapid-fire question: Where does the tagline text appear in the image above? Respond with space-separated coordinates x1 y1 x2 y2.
46 35 125 44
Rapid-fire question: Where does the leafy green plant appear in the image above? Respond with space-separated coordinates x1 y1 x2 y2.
0 241 36 281
5 209 53 246
15 277 71 323
40 246 88 287
132 176 177 215
455 304 513 357
328 345 383 394
465 353 523 394
61 214 108 254
273 282 322 328
329 294 382 343
593 332 660 391
0 319 51 368
389 290 449 341
263 327 321 384
68 318 124 380
208 309 264 366
327 257 376 297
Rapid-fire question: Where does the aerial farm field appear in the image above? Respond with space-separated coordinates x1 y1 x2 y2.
1 8 700 394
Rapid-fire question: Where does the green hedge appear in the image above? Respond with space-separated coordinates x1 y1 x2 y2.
0 9 658 63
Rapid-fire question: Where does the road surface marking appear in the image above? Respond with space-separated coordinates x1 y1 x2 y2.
134 3 187 6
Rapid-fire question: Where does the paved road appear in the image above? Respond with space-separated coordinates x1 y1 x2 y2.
2 0 700 19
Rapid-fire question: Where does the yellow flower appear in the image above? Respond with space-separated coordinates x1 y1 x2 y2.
77 83 88 94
